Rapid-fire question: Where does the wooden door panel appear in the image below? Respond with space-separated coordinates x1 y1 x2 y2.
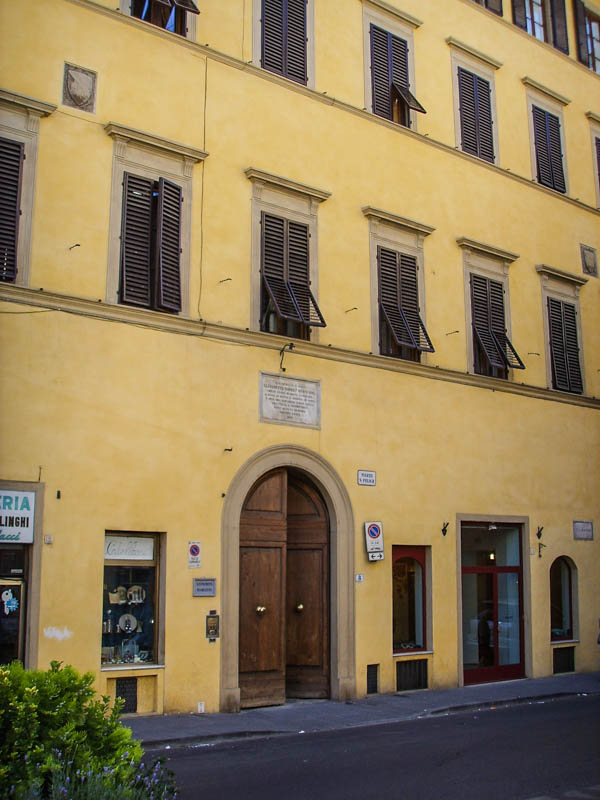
286 548 323 668
239 546 284 673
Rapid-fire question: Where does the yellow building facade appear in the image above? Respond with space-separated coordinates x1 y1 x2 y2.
0 0 599 713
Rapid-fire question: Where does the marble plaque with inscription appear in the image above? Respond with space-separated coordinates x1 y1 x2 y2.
260 372 321 429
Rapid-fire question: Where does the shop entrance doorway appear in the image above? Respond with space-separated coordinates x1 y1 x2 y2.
461 523 525 685
239 468 329 708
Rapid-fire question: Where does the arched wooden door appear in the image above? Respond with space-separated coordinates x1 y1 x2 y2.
239 468 329 708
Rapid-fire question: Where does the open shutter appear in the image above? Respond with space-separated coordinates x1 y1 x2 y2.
155 178 182 313
471 274 506 369
399 254 434 352
120 173 153 307
550 0 569 53
548 297 582 393
512 0 527 29
486 0 503 15
547 112 566 193
489 280 525 369
458 68 479 157
285 0 307 84
172 0 199 13
262 0 285 76
370 25 392 119
562 301 583 393
0 137 24 283
390 33 409 89
262 212 302 323
287 220 325 327
573 0 589 64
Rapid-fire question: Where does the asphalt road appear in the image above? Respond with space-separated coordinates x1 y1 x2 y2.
161 695 600 800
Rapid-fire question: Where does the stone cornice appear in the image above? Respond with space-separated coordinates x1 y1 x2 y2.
0 89 57 117
63 1 600 219
363 0 423 28
445 37 502 70
535 264 588 286
244 167 331 202
521 77 571 106
104 122 208 163
2 284 599 411
586 111 600 125
362 207 435 236
457 237 519 263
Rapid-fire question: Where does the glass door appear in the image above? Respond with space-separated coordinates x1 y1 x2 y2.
461 524 524 685
0 578 25 664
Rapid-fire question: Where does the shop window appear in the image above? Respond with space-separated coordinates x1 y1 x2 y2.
124 0 199 38
550 557 573 640
512 0 569 53
105 122 207 315
102 533 160 667
246 167 329 340
392 546 426 653
574 0 600 73
254 0 313 86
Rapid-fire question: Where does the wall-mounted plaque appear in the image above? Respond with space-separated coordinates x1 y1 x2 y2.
193 578 216 597
259 372 321 429
573 521 593 540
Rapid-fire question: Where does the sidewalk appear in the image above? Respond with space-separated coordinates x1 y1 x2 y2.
124 671 600 749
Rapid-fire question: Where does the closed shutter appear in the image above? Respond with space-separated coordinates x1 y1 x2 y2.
155 178 182 312
120 173 153 307
548 297 583 393
573 0 590 64
458 68 494 163
596 137 600 191
485 0 503 15
512 0 527 29
262 0 307 84
471 274 524 370
550 0 569 53
532 106 566 193
261 213 325 328
0 137 24 283
378 247 434 353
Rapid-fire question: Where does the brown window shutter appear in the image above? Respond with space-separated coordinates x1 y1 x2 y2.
0 137 24 283
511 0 527 29
155 177 182 313
378 247 434 352
120 173 153 307
486 0 503 15
573 0 589 64
549 0 569 53
489 279 525 369
471 274 507 369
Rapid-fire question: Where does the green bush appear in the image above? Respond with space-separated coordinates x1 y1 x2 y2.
0 661 144 798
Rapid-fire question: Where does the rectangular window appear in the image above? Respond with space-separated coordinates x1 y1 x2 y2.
261 0 307 84
471 0 503 14
0 137 24 284
369 24 425 127
119 173 182 313
470 273 525 378
547 297 583 393
532 105 566 193
393 546 427 653
130 0 198 37
458 67 495 163
574 0 600 74
378 246 434 362
260 212 325 339
102 534 159 667
512 0 569 52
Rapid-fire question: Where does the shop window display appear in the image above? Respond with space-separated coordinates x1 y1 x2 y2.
101 534 158 666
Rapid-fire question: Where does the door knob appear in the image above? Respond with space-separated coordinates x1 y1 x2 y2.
256 605 266 614
295 603 304 613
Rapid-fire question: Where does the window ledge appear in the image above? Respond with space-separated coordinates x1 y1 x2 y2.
536 264 588 286
363 0 422 28
394 650 433 657
104 122 208 164
457 237 519 263
521 77 571 106
550 640 579 646
446 37 502 70
245 167 331 203
101 664 165 672
362 206 435 237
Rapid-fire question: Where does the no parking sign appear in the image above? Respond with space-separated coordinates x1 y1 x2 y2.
188 541 202 568
364 522 384 562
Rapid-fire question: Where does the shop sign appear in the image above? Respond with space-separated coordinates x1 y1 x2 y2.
260 372 321 429
104 536 154 561
364 521 384 561
193 578 216 597
357 470 376 486
573 520 593 540
0 490 35 544
188 541 202 568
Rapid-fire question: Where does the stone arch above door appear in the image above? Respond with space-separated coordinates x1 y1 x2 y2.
220 445 356 712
